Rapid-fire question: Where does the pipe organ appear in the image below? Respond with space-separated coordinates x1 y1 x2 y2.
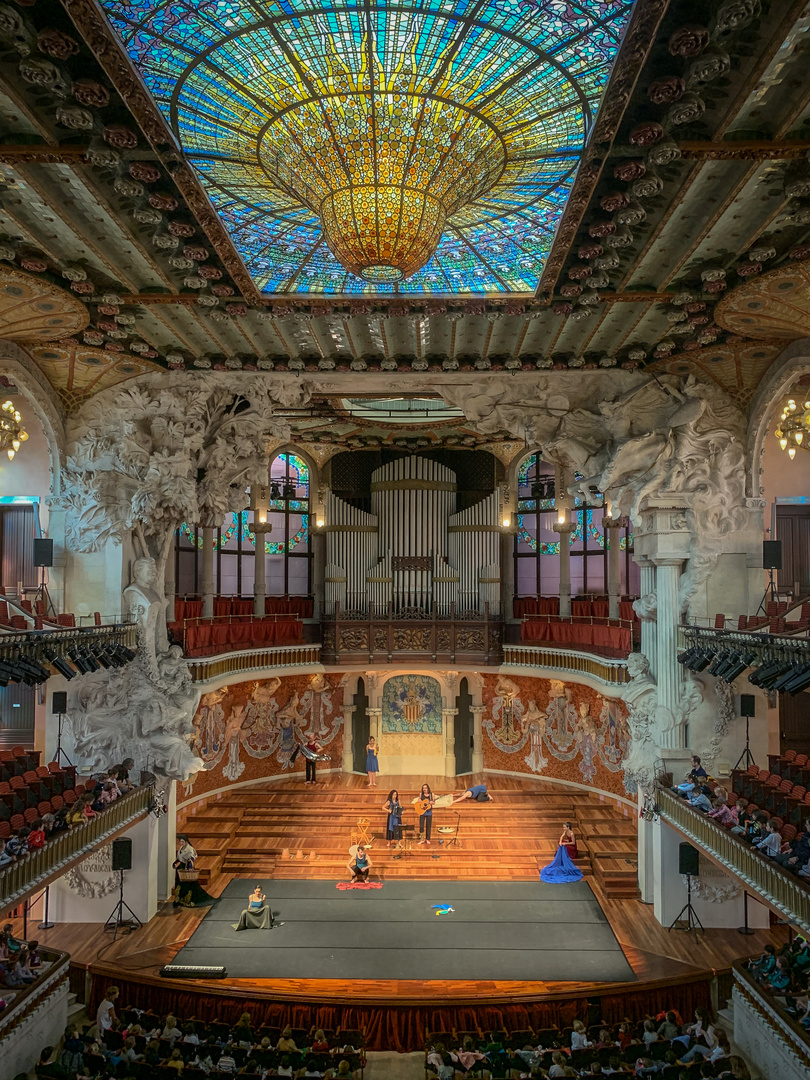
325 456 501 615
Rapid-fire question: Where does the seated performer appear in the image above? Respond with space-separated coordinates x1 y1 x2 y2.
539 821 583 883
235 884 273 931
451 783 493 804
347 844 372 882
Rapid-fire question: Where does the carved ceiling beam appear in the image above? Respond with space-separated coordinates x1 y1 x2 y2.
0 145 90 164
677 139 810 160
118 291 669 309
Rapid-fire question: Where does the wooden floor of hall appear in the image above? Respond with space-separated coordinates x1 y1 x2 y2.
19 774 784 1006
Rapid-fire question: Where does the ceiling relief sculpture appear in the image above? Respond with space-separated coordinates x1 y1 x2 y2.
98 0 634 296
0 266 89 341
714 263 810 342
25 342 159 412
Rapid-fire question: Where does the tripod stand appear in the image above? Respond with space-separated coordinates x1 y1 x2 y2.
53 709 73 768
446 811 462 848
734 714 755 771
668 873 703 940
103 870 142 941
756 567 778 616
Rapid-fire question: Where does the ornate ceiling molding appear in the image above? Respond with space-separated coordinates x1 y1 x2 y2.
0 265 89 341
62 0 262 305
715 262 810 341
537 0 672 298
678 139 810 161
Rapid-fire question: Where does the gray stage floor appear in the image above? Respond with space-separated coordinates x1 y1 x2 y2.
173 879 636 983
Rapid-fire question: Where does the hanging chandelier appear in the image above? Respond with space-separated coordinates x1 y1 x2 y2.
0 400 27 461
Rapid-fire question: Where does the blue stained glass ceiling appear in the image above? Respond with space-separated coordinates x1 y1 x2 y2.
101 0 634 296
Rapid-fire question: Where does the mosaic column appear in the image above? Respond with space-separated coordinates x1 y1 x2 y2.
200 520 215 619
471 705 485 773
443 707 458 777
554 521 576 618
604 517 623 620
252 523 270 617
341 704 354 773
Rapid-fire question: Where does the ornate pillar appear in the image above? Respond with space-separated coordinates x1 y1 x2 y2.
341 704 354 773
253 524 270 617
554 522 576 617
443 707 458 777
654 556 685 747
164 530 176 625
604 517 623 620
312 528 326 620
200 520 216 619
368 707 382 742
471 704 485 773
636 556 657 678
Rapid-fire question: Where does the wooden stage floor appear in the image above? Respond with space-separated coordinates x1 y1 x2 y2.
17 776 784 1009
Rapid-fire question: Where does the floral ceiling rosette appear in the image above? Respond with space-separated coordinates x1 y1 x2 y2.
101 0 633 295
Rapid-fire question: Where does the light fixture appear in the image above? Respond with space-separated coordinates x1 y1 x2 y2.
0 399 27 462
774 391 810 459
249 482 271 529
502 515 511 529
316 517 325 529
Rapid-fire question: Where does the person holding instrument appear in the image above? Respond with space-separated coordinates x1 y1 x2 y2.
365 736 379 788
414 783 435 845
382 788 403 845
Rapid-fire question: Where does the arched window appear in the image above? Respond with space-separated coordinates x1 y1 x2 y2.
175 452 312 598
513 452 637 598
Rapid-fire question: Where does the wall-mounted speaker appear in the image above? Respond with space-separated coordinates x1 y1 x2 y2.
678 842 700 877
111 838 132 872
33 538 53 568
51 691 67 714
763 540 782 571
740 694 756 718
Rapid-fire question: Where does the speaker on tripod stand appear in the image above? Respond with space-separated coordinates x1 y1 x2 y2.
734 694 756 771
104 839 142 941
757 540 782 615
668 843 704 939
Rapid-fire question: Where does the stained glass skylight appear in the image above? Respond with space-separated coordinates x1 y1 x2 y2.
101 0 634 296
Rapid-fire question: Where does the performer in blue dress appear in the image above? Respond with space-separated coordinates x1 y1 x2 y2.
382 789 403 845
365 736 379 788
540 822 583 883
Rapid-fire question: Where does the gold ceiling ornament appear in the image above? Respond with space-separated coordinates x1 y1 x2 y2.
714 262 810 341
0 264 89 341
0 400 28 461
774 395 810 460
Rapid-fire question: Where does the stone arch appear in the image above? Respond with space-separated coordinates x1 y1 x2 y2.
0 340 66 496
746 338 810 499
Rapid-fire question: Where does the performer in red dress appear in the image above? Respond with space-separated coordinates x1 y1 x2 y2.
559 821 578 859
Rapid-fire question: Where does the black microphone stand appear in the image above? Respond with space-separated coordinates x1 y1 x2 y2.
447 810 462 848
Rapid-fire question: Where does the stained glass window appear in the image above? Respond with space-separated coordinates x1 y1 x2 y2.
101 0 634 296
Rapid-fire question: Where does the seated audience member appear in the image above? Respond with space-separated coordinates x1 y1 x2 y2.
716 1056 751 1079
27 819 46 850
164 1047 185 1073
16 947 36 982
0 839 14 868
548 1051 567 1078
277 1026 298 1052
60 1027 86 1074
775 816 810 872
112 758 136 793
216 1042 237 1073
181 1023 200 1045
641 1020 658 1047
571 1019 592 1050
596 1027 616 1049
684 787 713 813
752 818 782 858
324 1061 353 1080
767 955 792 992
750 943 776 978
301 1057 323 1078
162 1015 182 1042
310 1029 330 1052
143 1041 161 1067
65 798 88 827
678 1027 730 1064
191 1050 215 1074
673 756 708 795
238 1059 258 1075
2 924 21 957
657 1012 680 1041
49 809 69 835
709 799 736 827
35 1047 65 1077
119 1036 139 1064
728 799 750 835
6 828 28 858
276 1055 295 1078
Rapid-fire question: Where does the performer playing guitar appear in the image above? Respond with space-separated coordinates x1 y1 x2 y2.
413 783 435 845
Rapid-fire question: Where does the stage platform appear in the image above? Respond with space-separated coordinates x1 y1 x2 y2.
173 878 636 983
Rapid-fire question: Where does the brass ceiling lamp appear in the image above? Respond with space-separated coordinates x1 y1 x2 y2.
0 400 28 461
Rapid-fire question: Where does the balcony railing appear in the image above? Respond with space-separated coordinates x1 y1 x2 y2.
0 947 69 1045
503 644 629 685
657 785 810 935
0 785 152 914
187 643 322 684
732 961 810 1075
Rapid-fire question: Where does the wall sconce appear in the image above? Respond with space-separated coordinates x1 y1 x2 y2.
557 508 567 525
316 516 325 529
502 514 511 529
250 483 270 527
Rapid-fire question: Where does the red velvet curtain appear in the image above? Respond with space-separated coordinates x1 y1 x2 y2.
86 970 712 1053
521 618 631 655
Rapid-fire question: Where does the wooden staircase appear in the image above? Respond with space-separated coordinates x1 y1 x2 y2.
179 779 639 897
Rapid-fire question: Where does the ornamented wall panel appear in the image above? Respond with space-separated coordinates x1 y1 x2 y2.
482 673 629 797
382 674 442 734
182 672 344 800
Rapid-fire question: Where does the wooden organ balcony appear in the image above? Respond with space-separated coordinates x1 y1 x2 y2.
321 602 503 665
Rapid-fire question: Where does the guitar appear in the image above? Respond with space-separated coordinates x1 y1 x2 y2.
412 796 434 813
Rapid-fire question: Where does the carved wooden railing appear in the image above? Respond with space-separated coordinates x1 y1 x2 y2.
657 785 810 935
732 961 810 1074
187 643 322 684
0 947 70 1045
0 786 152 914
322 606 502 665
503 644 629 685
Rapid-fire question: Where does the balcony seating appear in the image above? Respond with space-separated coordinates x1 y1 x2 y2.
0 759 74 818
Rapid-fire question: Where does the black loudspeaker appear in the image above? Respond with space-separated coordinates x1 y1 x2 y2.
679 842 700 877
740 694 756 718
52 691 67 714
33 538 53 568
763 540 782 571
111 838 132 872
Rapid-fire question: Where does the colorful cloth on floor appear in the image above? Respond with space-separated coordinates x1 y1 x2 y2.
539 843 583 884
336 880 383 890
